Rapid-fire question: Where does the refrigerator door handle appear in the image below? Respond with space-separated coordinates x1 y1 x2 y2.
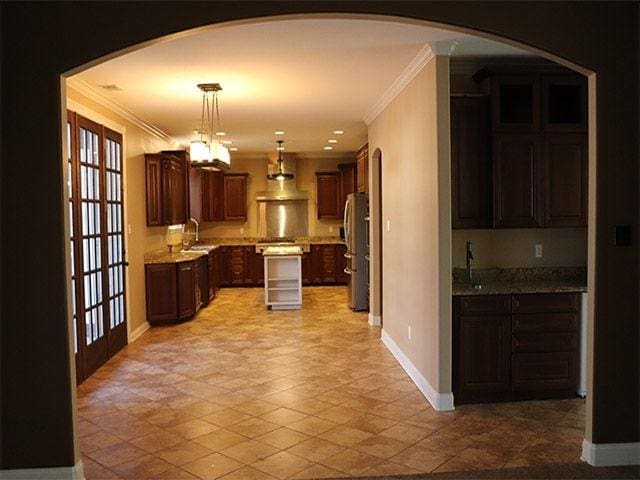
344 267 352 275
343 197 351 251
344 252 352 259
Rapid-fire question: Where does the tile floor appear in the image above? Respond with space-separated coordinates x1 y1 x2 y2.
78 286 585 480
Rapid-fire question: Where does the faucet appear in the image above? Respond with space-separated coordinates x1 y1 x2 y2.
466 241 474 283
182 218 199 249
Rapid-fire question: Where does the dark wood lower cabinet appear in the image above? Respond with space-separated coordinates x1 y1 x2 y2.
146 260 198 324
453 293 580 404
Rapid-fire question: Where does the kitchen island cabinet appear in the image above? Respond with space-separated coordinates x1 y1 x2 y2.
453 292 580 404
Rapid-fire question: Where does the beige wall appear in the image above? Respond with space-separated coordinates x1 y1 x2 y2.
66 86 173 335
199 155 350 238
452 228 588 268
368 55 452 397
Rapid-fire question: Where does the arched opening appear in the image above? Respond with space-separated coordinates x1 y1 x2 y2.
369 148 383 327
4 3 638 478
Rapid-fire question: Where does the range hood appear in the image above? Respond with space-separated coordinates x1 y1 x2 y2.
256 154 309 239
256 155 309 201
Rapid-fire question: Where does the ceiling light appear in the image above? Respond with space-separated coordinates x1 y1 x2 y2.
333 130 344 135
324 146 333 150
215 131 226 136
222 140 232 145
189 83 231 170
328 139 338 143
229 147 238 151
274 131 285 135
267 140 294 181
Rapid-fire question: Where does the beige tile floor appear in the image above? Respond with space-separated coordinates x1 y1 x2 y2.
78 286 585 480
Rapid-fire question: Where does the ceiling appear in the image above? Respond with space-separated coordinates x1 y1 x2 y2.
73 18 532 155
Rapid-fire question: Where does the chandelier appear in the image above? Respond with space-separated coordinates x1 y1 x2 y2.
189 83 230 170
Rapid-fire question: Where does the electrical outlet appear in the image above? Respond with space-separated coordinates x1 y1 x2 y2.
407 325 412 340
240 227 244 235
127 224 132 235
329 226 334 233
535 244 543 258
386 220 391 232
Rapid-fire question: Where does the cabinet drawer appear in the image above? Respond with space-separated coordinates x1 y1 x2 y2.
460 295 511 315
512 313 578 333
512 293 578 313
512 352 576 391
512 332 577 353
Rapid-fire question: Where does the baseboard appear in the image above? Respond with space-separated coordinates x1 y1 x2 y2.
128 321 150 343
581 439 640 466
368 313 381 326
380 329 455 411
0 461 83 479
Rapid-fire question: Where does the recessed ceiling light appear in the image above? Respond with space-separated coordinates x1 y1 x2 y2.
215 131 226 136
229 147 238 151
324 146 333 150
274 130 285 135
328 139 338 143
222 140 232 145
333 130 344 135
277 146 285 151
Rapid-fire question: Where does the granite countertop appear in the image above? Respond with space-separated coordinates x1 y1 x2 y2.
452 267 587 296
198 236 345 246
144 249 210 264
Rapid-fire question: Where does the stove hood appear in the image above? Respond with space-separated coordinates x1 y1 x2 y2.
256 155 309 201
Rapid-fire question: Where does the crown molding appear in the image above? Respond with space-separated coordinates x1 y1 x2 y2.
363 43 434 126
66 77 174 143
431 40 458 56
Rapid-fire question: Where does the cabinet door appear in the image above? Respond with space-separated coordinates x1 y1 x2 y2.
243 246 255 285
336 244 348 284
542 134 587 227
301 252 313 285
177 261 196 320
512 351 577 393
356 144 368 193
254 252 265 286
202 170 224 221
339 163 357 210
541 75 587 132
145 154 163 226
311 245 324 284
457 315 511 401
188 166 202 223
321 244 337 283
451 96 492 228
316 173 341 219
145 264 177 323
228 246 245 285
207 251 216 302
163 156 187 225
493 134 541 227
215 247 225 289
491 75 539 132
223 174 248 221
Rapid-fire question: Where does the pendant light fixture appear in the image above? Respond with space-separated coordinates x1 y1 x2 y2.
267 140 294 181
190 83 231 170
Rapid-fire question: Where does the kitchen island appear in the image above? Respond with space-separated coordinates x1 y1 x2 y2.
263 246 303 310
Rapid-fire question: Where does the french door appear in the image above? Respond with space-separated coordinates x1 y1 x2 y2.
67 111 127 383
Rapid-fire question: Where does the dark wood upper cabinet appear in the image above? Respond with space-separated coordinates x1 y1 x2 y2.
356 143 369 193
491 75 539 132
316 172 341 219
542 134 588 227
493 134 541 228
223 174 248 221
451 96 492 229
201 170 224 221
145 150 189 226
338 163 357 210
541 75 587 132
145 154 163 226
188 167 202 223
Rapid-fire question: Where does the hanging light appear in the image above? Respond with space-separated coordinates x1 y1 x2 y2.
189 83 231 170
267 140 294 181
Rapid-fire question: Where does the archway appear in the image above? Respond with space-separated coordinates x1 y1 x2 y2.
3 3 638 476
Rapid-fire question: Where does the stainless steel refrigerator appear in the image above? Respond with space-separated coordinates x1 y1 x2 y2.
343 193 369 311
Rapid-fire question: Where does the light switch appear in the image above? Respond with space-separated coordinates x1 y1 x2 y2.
240 227 244 235
386 220 391 232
